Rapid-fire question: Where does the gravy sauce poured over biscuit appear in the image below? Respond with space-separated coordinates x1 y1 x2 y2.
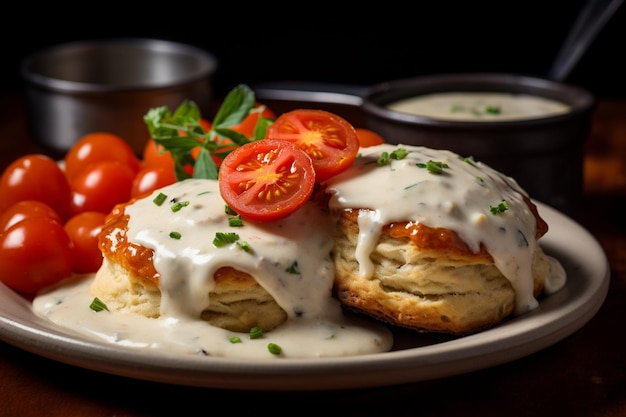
33 179 392 359
324 144 566 315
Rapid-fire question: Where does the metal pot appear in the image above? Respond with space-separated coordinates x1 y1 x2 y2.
21 38 218 155
254 73 596 212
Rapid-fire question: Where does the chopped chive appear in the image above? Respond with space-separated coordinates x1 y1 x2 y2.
171 201 190 212
485 105 501 115
417 160 449 174
89 297 109 312
489 200 509 215
249 327 263 339
390 148 408 160
237 241 252 252
169 231 182 240
377 151 390 166
229 336 242 344
213 232 240 247
153 192 167 206
228 215 243 227
267 343 282 355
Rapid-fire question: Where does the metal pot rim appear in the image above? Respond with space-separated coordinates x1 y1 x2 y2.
20 38 218 93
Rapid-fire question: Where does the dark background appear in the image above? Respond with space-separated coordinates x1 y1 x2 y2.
1 2 624 99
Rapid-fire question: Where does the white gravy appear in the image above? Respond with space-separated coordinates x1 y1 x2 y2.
33 179 393 359
324 144 566 314
33 144 567 359
387 92 570 121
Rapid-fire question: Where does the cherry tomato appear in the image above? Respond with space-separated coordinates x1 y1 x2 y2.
0 217 73 294
218 139 315 222
230 103 276 138
64 132 141 183
355 128 386 147
64 211 106 274
0 200 63 233
0 154 72 221
142 138 175 170
131 165 177 198
70 160 135 215
266 109 360 182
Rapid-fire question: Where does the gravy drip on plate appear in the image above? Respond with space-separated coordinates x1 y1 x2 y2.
324 144 567 314
387 92 570 121
33 179 392 359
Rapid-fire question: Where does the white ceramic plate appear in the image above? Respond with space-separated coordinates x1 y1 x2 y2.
0 202 610 391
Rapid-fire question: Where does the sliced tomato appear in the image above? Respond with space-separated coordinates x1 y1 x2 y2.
265 109 360 182
218 139 315 222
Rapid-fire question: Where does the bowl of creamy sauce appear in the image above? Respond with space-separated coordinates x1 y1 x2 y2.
255 73 595 212
386 92 571 122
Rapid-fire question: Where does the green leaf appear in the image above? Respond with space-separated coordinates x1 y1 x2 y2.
193 147 219 180
142 84 266 182
253 116 273 141
213 127 253 146
212 84 256 128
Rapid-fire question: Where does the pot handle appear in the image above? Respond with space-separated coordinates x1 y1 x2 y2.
253 81 369 108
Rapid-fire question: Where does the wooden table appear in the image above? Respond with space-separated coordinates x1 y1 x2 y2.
1 93 625 417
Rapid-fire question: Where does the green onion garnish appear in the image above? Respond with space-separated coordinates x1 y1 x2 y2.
267 343 282 355
153 193 167 206
89 297 109 312
249 327 263 339
170 201 190 212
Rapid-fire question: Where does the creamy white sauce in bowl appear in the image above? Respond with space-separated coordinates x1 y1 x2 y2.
386 92 571 121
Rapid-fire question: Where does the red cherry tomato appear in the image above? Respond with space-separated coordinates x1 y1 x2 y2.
218 139 315 222
266 109 360 182
64 132 141 183
0 217 73 294
142 138 175 170
70 160 135 215
64 211 106 274
0 200 63 233
131 165 177 198
355 128 386 147
0 154 72 221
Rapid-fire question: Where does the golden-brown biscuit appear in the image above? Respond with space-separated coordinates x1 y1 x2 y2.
90 201 287 332
331 209 551 335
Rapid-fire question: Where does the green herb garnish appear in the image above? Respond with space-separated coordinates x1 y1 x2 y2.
169 231 182 240
213 232 240 247
267 343 282 355
417 160 449 174
228 215 243 227
237 241 252 253
229 336 242 344
143 84 274 181
249 327 264 339
485 105 502 115
377 147 408 166
489 200 509 215
170 200 189 212
153 192 167 206
89 297 109 312
225 205 238 216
